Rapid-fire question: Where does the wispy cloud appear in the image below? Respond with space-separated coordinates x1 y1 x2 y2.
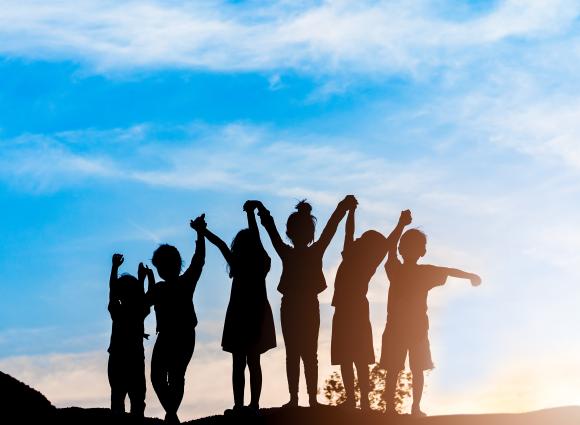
0 0 578 76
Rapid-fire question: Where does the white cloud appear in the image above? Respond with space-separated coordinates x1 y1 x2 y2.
0 0 578 76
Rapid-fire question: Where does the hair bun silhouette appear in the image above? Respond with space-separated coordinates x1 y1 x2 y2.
295 200 312 215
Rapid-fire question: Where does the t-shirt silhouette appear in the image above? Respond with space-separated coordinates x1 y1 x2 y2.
385 259 447 336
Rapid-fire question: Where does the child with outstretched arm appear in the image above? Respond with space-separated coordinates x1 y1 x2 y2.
107 254 153 417
380 210 481 416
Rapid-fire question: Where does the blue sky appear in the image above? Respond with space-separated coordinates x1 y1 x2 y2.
2 0 580 420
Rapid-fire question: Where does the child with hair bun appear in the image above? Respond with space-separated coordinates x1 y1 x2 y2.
258 196 356 407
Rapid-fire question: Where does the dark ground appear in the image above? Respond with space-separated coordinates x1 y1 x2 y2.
3 371 580 425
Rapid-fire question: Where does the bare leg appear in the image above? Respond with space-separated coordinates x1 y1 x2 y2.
151 337 172 415
232 353 247 408
354 362 370 411
411 370 426 416
247 353 262 410
383 369 400 415
339 364 356 408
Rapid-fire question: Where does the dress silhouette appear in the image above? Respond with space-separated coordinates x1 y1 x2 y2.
258 196 355 407
147 215 206 423
200 201 276 414
330 201 388 410
380 210 482 416
107 254 151 417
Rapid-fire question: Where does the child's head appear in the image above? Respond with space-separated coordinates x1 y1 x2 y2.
229 228 265 276
398 228 427 263
352 230 388 267
116 274 143 303
231 228 262 259
286 200 316 247
152 244 182 281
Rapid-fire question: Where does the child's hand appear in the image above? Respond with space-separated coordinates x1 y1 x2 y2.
112 253 124 267
243 200 260 211
469 274 482 287
146 265 154 280
138 262 147 282
399 210 412 226
190 214 207 231
340 195 357 211
346 195 358 210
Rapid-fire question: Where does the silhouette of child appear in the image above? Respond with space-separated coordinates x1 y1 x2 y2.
200 201 276 415
330 200 392 410
258 196 356 407
107 253 152 416
148 214 206 423
380 210 482 416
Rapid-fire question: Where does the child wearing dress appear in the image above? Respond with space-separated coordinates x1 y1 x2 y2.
258 196 356 407
148 214 206 423
380 210 482 416
107 253 152 417
330 202 394 410
200 201 276 414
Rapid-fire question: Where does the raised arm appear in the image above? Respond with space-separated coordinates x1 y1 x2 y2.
257 203 290 258
202 227 234 266
144 264 156 307
182 214 206 287
138 263 153 317
316 195 356 254
343 201 356 251
244 200 266 249
108 253 124 318
385 210 412 267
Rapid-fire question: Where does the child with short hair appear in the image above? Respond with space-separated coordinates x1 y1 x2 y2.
107 253 152 416
380 211 481 416
258 196 356 407
148 214 206 423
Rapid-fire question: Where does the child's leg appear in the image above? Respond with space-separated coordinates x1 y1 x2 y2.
107 354 126 413
127 354 146 416
383 369 400 414
151 335 171 414
409 334 433 416
411 369 425 415
339 363 356 407
232 353 247 408
354 361 370 410
281 300 300 405
167 331 195 417
303 301 320 406
247 353 262 409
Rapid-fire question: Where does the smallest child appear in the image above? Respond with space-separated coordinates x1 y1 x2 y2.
107 253 153 416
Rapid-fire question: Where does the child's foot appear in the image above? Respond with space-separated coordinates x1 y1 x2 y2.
224 405 244 416
247 403 261 416
164 412 180 423
359 399 371 412
336 398 356 410
308 395 321 408
411 406 427 417
282 397 298 408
